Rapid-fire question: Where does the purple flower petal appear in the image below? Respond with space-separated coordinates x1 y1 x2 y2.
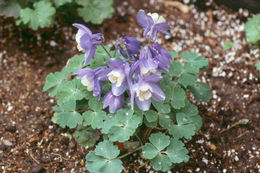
103 92 124 113
108 58 125 69
73 23 92 36
150 83 165 101
135 97 151 111
154 22 171 35
74 68 94 79
93 79 102 99
118 36 140 59
142 74 163 83
112 79 127 96
137 10 153 29
84 47 96 64
74 67 107 99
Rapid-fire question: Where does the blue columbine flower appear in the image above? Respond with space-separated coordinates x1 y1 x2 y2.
117 36 140 59
131 74 165 111
103 91 124 113
138 47 160 76
72 10 173 113
74 67 107 99
107 58 129 96
73 23 104 64
148 43 172 72
137 10 171 41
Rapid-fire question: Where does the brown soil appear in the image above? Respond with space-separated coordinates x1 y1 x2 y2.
0 0 259 173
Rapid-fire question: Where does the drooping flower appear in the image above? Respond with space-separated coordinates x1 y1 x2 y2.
74 67 107 99
107 58 128 96
148 43 172 72
117 36 140 58
73 23 104 64
137 10 171 41
131 75 165 111
103 91 124 113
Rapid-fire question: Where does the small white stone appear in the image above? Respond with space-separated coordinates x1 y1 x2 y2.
7 102 13 111
50 40 57 47
202 157 208 164
234 156 239 161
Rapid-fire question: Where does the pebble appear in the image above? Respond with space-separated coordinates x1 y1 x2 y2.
202 157 209 164
2 139 13 146
234 156 239 161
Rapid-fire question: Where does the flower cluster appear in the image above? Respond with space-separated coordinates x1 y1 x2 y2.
74 10 171 113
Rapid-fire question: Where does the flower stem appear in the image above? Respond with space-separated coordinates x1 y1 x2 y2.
116 146 142 160
101 44 112 58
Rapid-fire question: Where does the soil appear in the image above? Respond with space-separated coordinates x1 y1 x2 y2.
0 0 259 173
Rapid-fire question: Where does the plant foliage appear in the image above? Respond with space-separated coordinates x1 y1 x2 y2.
43 10 211 172
5 0 114 30
245 14 260 43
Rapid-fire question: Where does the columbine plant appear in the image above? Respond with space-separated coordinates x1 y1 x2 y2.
44 9 211 172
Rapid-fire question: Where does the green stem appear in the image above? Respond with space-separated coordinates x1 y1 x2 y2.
101 44 112 58
135 133 143 146
116 146 142 160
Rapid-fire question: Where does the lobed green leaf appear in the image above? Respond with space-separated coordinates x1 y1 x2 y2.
76 0 114 24
150 154 172 172
56 79 89 103
170 84 186 109
149 132 170 151
189 82 211 102
56 111 83 128
43 68 68 96
142 143 158 159
82 111 106 129
166 139 189 163
180 52 208 70
73 126 100 147
245 14 260 43
85 141 123 173
88 97 104 111
152 101 171 114
17 1 56 30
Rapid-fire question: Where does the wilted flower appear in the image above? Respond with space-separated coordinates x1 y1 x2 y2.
73 23 104 64
132 75 165 111
74 67 107 99
103 91 124 113
137 10 171 41
117 36 140 59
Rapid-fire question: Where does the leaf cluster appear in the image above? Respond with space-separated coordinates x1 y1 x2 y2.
10 0 114 30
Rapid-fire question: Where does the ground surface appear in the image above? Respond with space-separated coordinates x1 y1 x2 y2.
0 0 259 172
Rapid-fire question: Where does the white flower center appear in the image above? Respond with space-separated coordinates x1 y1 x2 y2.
147 12 166 24
107 70 125 87
75 30 84 52
81 75 93 91
140 66 157 76
136 84 153 101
